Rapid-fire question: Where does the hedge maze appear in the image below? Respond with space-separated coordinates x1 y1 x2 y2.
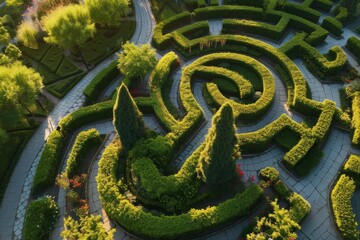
26 0 360 239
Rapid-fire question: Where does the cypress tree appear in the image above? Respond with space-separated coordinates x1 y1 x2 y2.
113 84 145 150
197 103 239 187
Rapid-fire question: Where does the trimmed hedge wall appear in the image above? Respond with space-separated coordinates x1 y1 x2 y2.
280 35 347 78
64 128 101 178
83 60 120 104
311 100 335 139
32 101 114 195
282 2 321 23
321 17 343 37
346 37 360 61
352 92 360 145
343 154 360 183
23 196 59 240
97 140 263 239
331 174 358 240
288 192 311 222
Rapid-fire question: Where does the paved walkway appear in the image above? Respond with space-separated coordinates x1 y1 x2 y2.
0 0 155 238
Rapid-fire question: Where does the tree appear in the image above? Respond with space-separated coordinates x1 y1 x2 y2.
85 0 129 27
0 62 43 116
61 215 115 240
41 4 95 70
117 41 157 80
17 21 39 49
113 84 145 151
0 23 10 45
196 103 239 187
340 0 360 15
247 199 300 240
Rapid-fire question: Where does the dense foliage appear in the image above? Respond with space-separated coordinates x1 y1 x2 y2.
85 0 129 27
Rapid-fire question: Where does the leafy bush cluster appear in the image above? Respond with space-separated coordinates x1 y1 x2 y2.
331 174 358 240
64 128 101 178
23 196 59 240
281 2 321 23
97 140 263 239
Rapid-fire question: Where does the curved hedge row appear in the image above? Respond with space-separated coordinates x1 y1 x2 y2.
352 92 360 145
331 174 358 240
343 154 360 182
311 100 335 139
321 17 343 37
282 2 321 23
83 60 120 104
64 128 101 178
97 139 263 239
185 52 274 122
32 100 114 195
280 35 347 78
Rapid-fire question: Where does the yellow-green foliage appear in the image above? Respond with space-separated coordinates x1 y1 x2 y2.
331 174 358 240
16 21 39 49
97 140 263 239
64 128 101 178
280 35 347 77
311 100 336 139
352 92 360 145
343 154 360 182
346 37 360 60
288 192 311 222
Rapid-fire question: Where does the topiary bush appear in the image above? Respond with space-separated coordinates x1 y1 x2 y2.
23 196 59 240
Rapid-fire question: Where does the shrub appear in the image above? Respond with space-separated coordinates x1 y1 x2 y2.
311 100 335 139
352 92 360 145
331 174 358 240
321 17 343 37
274 180 291 199
259 167 279 181
282 2 321 23
346 37 360 60
64 128 101 178
288 192 311 222
32 130 64 195
335 7 349 23
343 154 360 182
23 196 59 240
83 60 120 103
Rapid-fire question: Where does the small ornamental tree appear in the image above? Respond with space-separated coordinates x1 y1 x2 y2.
41 4 95 69
5 43 22 60
197 103 239 187
247 199 300 240
117 41 157 80
113 84 145 150
17 21 40 49
61 214 115 240
85 0 129 27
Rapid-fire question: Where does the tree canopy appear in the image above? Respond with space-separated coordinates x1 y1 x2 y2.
117 41 157 79
85 0 129 27
113 84 145 151
197 103 239 187
0 23 10 45
41 4 95 49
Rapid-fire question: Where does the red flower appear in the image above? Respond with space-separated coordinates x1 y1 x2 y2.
251 175 255 182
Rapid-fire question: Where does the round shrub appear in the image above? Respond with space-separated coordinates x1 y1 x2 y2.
259 167 279 181
23 196 59 240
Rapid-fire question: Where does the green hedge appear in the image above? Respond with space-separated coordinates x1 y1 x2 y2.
83 60 120 104
311 100 335 139
346 37 360 61
331 174 358 240
321 17 343 37
23 196 59 240
64 128 101 178
259 167 279 181
310 0 333 12
32 101 114 195
32 130 64 195
335 7 349 24
352 92 360 145
280 35 347 78
97 140 263 239
282 2 321 23
288 192 311 222
343 154 360 183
